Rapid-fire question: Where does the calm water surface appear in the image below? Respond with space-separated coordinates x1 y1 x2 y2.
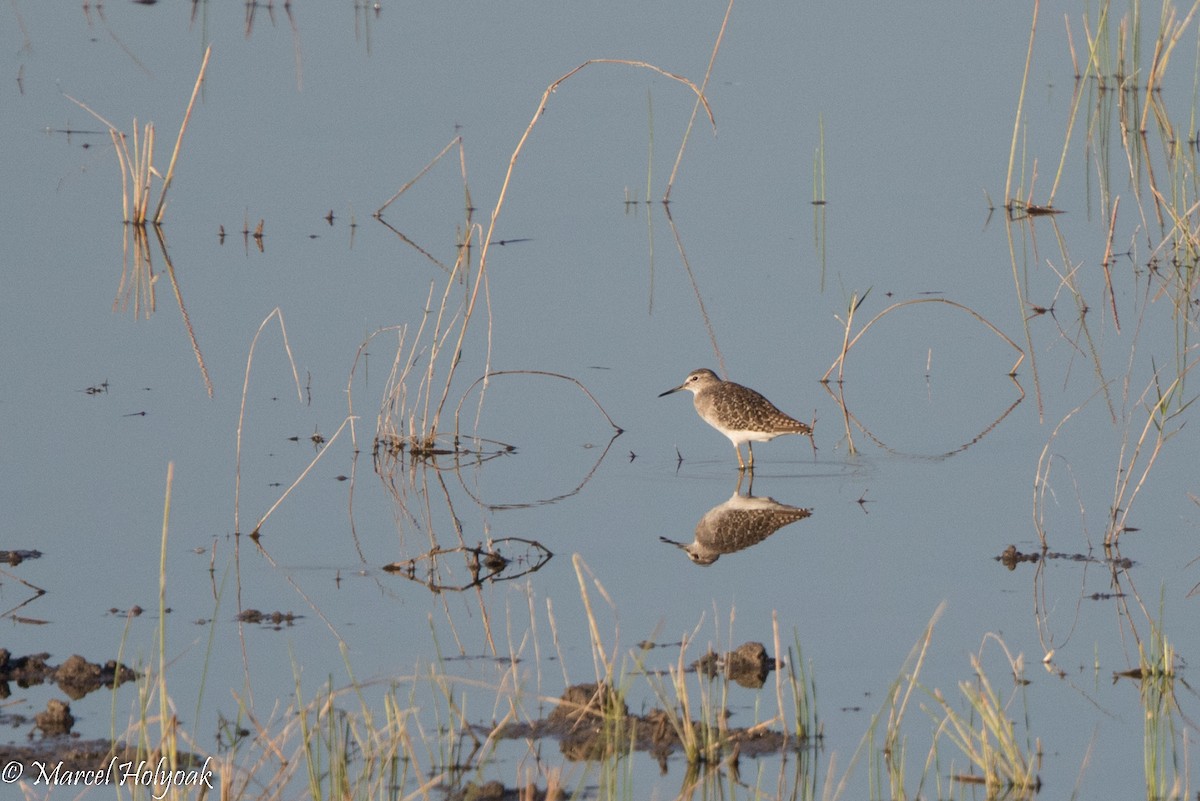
3 2 1199 799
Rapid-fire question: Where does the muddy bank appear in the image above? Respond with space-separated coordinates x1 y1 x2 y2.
495 644 812 764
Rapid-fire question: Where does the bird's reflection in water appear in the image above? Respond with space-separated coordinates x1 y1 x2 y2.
661 477 811 565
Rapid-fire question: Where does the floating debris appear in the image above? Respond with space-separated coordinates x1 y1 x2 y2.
0 650 137 700
235 609 300 628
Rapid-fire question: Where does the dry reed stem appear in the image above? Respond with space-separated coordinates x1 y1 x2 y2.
250 415 356 537
452 370 623 441
1064 14 1080 78
819 379 859 455
432 59 714 443
889 605 943 732
831 291 864 385
374 136 463 217
1140 0 1200 131
1078 9 1107 89
1134 124 1168 233
153 44 211 224
821 298 1025 382
670 645 698 759
826 602 945 801
482 57 712 272
157 461 174 780
546 598 571 688
572 554 619 683
1146 184 1200 269
1108 359 1198 545
771 611 786 743
663 0 730 202
1032 395 1095 549
663 204 726 376
1046 65 1086 206
373 285 436 451
523 589 546 703
419 251 469 445
109 129 131 223
133 121 154 222
1006 0 1039 206
1101 196 1121 331
233 308 303 536
345 324 406 452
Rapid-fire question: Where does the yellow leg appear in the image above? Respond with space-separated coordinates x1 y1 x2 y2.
735 445 746 470
747 443 756 470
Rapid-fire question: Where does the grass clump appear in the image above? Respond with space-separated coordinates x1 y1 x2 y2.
68 46 211 226
929 635 1041 798
1130 602 1187 801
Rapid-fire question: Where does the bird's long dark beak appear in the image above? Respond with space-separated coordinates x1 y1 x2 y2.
658 384 683 397
659 536 686 549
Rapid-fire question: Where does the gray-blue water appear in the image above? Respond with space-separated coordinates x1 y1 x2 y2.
3 1 1199 798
